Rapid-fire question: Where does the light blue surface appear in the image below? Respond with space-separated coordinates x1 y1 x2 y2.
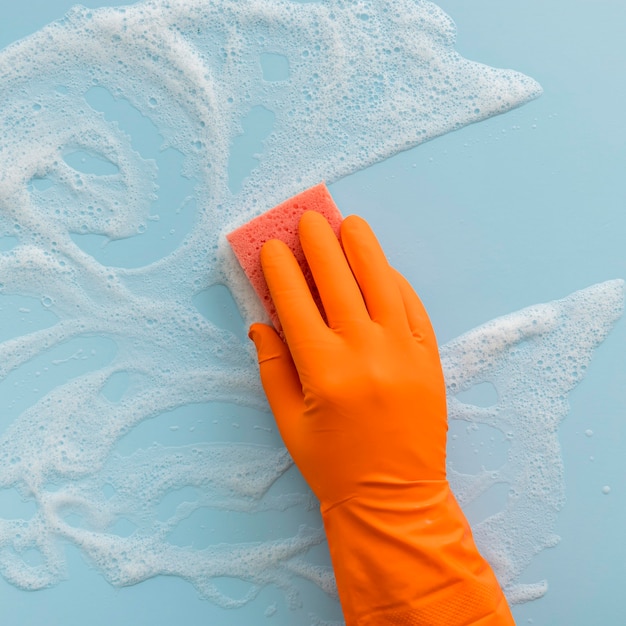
1 1 625 625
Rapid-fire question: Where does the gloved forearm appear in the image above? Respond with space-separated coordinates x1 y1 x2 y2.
323 483 513 625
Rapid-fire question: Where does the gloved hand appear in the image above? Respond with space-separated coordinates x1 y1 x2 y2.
249 211 514 626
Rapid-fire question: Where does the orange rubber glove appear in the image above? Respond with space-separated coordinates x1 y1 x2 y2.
248 211 514 626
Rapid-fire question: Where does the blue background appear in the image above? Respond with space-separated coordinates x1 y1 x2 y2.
1 1 625 624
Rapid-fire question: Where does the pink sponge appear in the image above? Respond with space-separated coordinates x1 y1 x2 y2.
227 182 343 330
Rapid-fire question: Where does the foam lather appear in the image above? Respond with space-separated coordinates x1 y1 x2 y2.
226 182 343 330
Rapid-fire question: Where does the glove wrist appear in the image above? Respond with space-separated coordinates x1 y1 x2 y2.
321 481 515 626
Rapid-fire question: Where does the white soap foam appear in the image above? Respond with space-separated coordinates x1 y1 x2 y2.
442 279 624 603
0 0 620 620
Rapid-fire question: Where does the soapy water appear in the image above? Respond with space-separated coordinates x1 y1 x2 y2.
442 280 624 603
0 0 623 619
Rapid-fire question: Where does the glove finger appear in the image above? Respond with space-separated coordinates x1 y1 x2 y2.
340 215 407 327
248 322 305 449
392 268 440 351
299 211 369 328
260 238 328 343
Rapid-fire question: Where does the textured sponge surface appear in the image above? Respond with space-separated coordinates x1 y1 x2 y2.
226 182 343 330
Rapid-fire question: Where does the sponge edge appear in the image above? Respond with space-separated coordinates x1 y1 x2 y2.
226 182 343 331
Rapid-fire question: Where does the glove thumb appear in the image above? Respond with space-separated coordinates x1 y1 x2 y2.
248 323 304 441
248 322 288 362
